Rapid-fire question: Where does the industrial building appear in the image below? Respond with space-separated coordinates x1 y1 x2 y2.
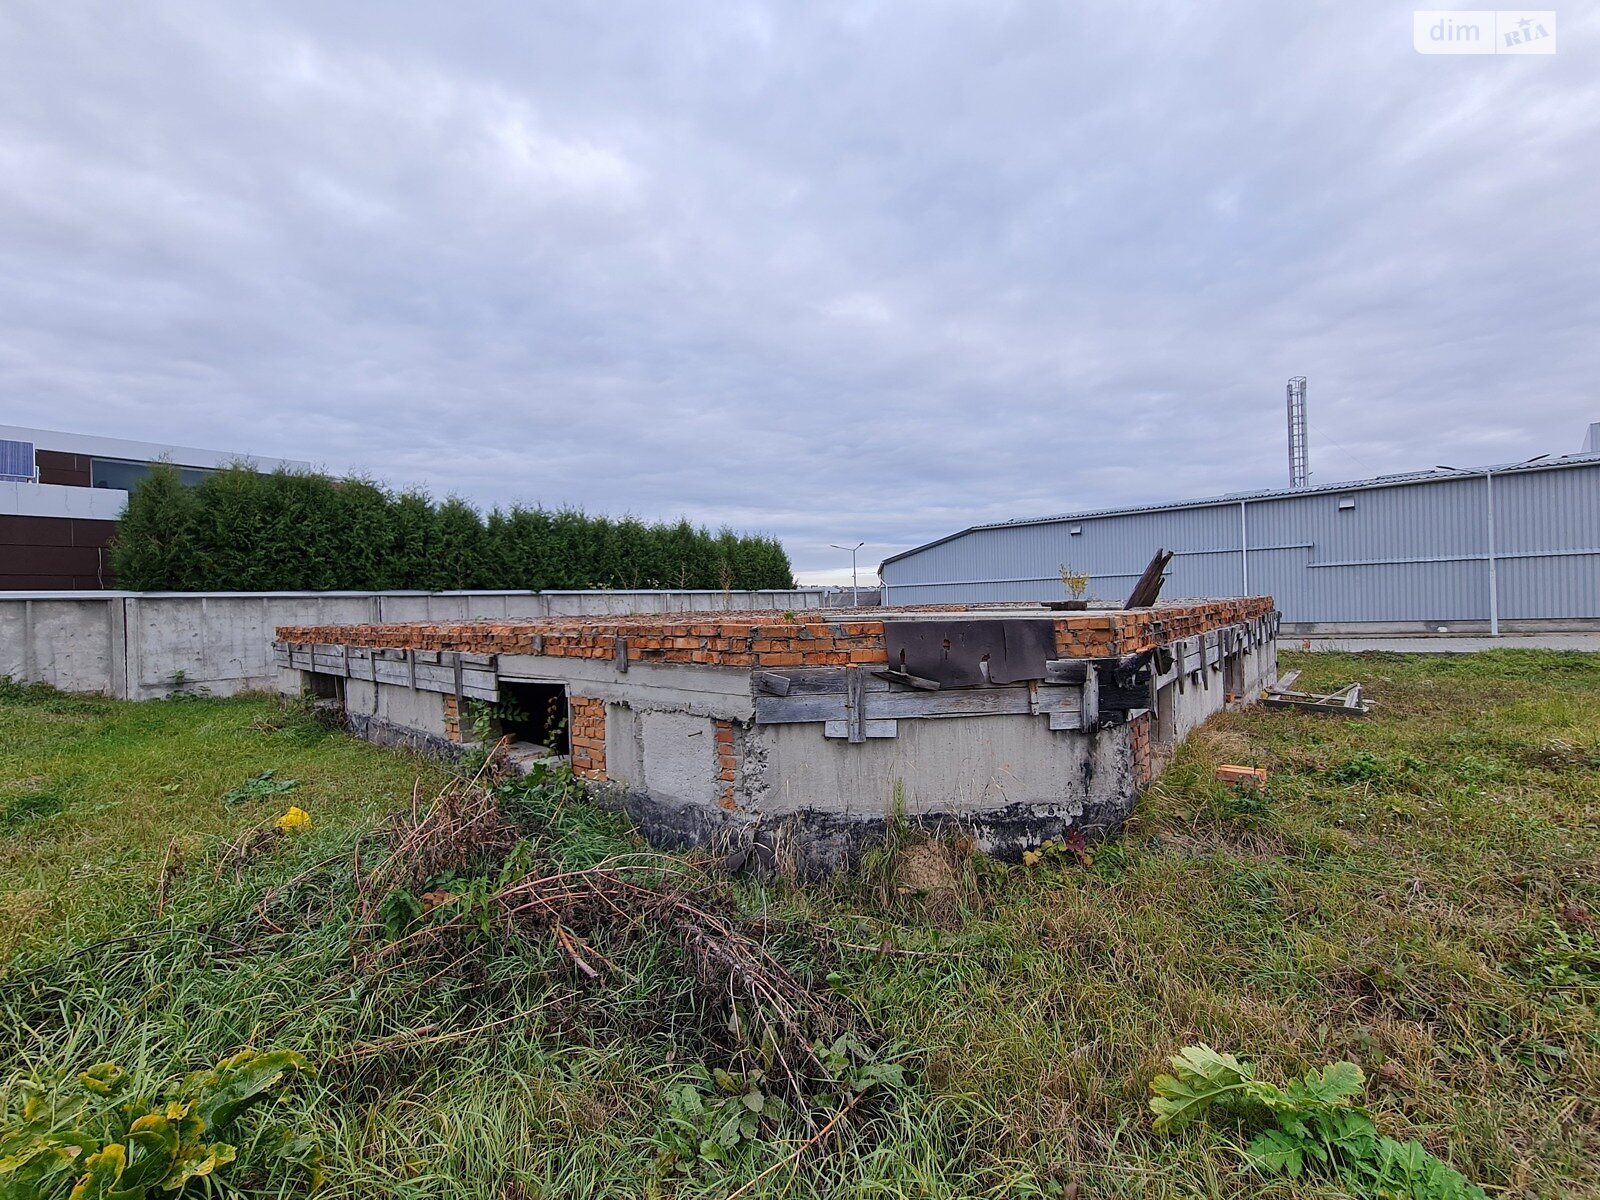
880 426 1600 632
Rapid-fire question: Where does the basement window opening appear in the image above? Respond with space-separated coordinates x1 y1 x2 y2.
303 671 344 703
495 681 571 756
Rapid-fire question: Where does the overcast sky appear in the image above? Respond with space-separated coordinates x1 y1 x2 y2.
2 4 1596 583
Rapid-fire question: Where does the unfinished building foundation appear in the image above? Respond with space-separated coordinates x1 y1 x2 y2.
275 599 1278 876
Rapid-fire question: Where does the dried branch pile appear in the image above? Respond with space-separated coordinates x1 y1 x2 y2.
350 778 849 1104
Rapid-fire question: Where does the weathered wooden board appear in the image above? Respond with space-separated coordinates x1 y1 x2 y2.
753 671 792 696
1266 669 1302 694
281 643 498 701
1262 695 1369 717
756 686 1082 724
750 667 892 696
848 667 867 741
1080 658 1099 730
823 719 898 739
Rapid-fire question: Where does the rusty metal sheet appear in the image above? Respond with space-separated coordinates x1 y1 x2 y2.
883 619 1056 688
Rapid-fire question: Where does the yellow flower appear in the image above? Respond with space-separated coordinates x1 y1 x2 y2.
274 806 312 833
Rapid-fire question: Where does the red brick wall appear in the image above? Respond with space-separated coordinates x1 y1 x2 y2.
715 719 740 810
277 598 1274 670
1052 598 1274 658
442 694 461 743
569 697 607 781
1128 711 1154 789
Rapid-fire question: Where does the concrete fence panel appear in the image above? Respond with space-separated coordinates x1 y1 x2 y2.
0 589 857 699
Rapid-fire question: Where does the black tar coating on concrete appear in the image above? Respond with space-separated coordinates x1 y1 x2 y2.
346 712 464 760
594 783 1139 880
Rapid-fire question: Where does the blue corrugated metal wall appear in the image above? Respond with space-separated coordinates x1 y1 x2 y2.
881 461 1600 623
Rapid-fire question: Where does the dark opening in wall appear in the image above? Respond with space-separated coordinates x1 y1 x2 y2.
495 681 571 754
1225 652 1245 698
304 671 344 702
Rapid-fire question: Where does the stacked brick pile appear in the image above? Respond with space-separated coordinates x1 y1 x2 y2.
1053 597 1274 658
277 597 1274 671
278 614 887 669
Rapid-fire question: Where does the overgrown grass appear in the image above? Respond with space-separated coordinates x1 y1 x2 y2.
2 651 1596 1198
0 680 454 959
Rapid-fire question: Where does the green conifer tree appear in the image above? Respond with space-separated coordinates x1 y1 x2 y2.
108 463 197 589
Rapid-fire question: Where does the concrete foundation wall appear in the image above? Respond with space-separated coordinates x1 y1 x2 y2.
1155 636 1277 750
754 714 1133 823
267 601 1278 876
638 710 723 809
587 712 1146 877
341 677 451 739
0 589 837 698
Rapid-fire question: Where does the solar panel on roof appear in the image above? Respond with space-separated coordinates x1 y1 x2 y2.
0 439 34 481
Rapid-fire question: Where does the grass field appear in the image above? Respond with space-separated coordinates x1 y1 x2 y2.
1 652 1596 1198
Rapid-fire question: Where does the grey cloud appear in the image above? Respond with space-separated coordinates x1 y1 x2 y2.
1 1 1596 581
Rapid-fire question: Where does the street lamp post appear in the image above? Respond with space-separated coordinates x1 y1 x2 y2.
829 542 866 607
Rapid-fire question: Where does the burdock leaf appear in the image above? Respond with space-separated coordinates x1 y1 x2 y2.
159 1141 236 1191
75 1064 128 1097
1246 1129 1306 1176
118 1114 180 1191
1299 1061 1364 1105
1149 1044 1257 1131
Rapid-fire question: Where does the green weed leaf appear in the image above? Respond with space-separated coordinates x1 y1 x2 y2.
1152 1046 1486 1198
1246 1128 1305 1176
189 1050 312 1132
1148 1044 1256 1131
1293 1060 1364 1106
63 1143 130 1200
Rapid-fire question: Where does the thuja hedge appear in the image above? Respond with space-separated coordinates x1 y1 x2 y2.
110 465 795 592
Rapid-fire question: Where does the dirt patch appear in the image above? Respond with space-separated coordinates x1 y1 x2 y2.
894 841 964 919
1513 738 1600 771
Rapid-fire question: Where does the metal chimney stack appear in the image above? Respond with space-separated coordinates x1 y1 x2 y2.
1286 376 1309 488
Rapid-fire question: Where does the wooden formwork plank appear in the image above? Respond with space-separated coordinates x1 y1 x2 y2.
824 719 898 739
755 684 1082 725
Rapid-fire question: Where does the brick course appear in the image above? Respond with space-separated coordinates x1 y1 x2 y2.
277 598 1274 670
